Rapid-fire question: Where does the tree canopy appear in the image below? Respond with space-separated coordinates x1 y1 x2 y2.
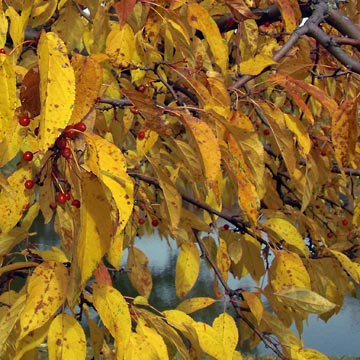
0 0 360 359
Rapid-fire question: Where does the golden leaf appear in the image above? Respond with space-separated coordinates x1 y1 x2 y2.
330 250 360 284
106 24 135 68
331 98 358 170
127 246 153 298
269 252 311 291
48 314 86 360
19 261 69 339
93 284 132 359
136 317 169 360
216 238 231 282
240 54 277 75
175 242 200 298
242 291 264 325
263 218 310 257
124 332 159 360
192 322 227 360
176 297 215 314
212 313 238 358
77 171 116 285
69 54 102 124
274 287 336 314
37 31 75 153
187 3 228 73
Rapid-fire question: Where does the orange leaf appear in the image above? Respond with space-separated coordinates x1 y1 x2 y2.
114 0 136 27
94 261 113 286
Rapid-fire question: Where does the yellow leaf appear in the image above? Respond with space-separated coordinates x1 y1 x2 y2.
15 320 51 360
0 7 7 47
176 297 215 314
228 135 259 225
240 54 277 75
124 332 159 360
181 113 222 203
70 54 102 124
136 129 159 156
88 134 134 232
48 314 86 360
330 250 360 284
0 203 39 257
127 246 153 298
274 287 336 314
87 318 103 360
269 252 311 291
0 55 20 167
163 309 194 335
284 114 312 157
193 322 227 360
136 318 169 360
0 262 38 278
106 24 135 68
212 313 238 358
149 158 182 232
175 242 200 298
93 284 131 359
263 218 309 257
277 0 299 32
187 3 228 73
331 99 358 170
30 0 57 27
242 291 264 325
77 171 116 285
0 294 27 356
5 2 32 60
37 32 75 153
0 165 32 235
19 261 69 339
296 348 330 359
216 238 231 282
241 234 265 283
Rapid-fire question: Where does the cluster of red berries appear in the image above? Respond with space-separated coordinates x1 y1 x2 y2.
138 217 159 227
23 122 87 210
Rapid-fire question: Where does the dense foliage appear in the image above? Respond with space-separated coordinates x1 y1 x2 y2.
0 0 360 359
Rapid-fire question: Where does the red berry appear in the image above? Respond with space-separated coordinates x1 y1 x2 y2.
24 179 34 189
19 114 30 127
64 126 76 139
327 232 334 239
223 224 229 230
263 129 270 136
342 218 349 226
130 107 140 115
55 137 67 149
320 150 327 156
151 219 159 227
0 48 6 54
263 21 271 27
22 151 33 162
74 122 86 132
61 147 72 159
71 199 81 208
138 218 145 225
138 85 146 93
34 127 39 136
64 192 71 201
49 202 57 210
138 131 145 140
57 192 67 204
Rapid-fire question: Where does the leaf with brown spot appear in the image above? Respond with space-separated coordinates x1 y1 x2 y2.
127 246 153 298
37 31 75 153
19 261 69 339
48 314 86 360
331 98 358 170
